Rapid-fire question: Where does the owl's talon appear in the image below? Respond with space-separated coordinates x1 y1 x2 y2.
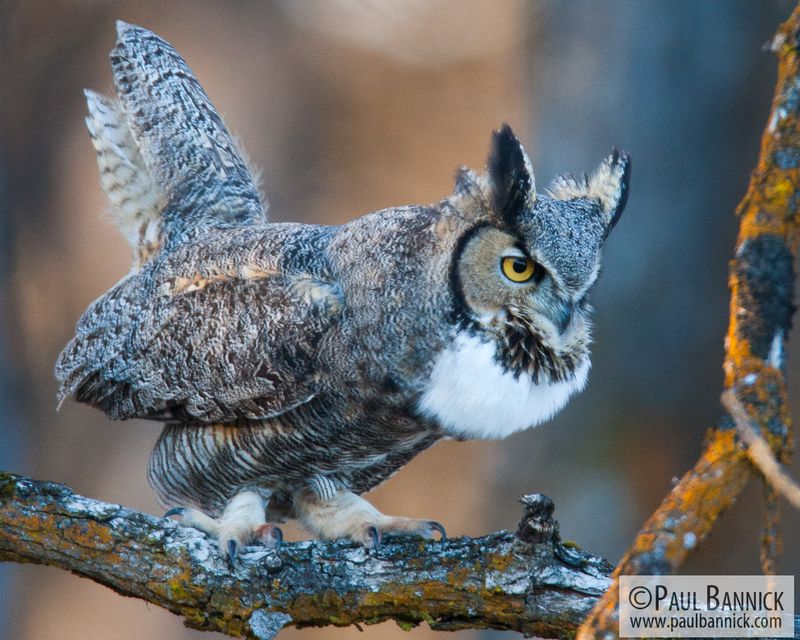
427 521 446 541
296 489 447 548
255 523 283 551
226 539 238 570
162 492 280 568
367 525 381 550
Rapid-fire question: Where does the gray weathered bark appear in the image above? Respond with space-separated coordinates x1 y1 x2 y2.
0 472 611 639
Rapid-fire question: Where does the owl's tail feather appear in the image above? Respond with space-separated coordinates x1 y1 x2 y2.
85 89 165 269
109 21 268 249
84 21 268 269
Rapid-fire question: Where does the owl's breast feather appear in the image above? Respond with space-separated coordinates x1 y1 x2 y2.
417 331 590 439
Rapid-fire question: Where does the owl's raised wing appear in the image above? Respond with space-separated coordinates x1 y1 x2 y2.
97 22 267 254
56 265 342 424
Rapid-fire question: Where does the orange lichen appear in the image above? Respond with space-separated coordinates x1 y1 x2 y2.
486 551 515 573
280 576 530 634
63 519 117 551
163 566 206 603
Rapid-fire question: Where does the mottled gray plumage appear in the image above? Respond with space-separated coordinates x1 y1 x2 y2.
56 22 630 551
110 22 266 247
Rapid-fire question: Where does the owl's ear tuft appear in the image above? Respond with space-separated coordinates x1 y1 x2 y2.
487 124 536 225
454 166 482 199
549 149 631 235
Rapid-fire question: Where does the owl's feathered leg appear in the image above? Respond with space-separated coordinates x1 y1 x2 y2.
293 483 445 549
166 490 281 566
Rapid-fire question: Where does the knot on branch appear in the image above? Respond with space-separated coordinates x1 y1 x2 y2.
517 493 559 545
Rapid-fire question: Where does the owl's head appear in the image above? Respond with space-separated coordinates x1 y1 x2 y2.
449 124 630 382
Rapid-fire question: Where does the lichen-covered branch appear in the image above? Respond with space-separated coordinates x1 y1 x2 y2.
578 5 800 638
0 472 611 639
723 389 800 510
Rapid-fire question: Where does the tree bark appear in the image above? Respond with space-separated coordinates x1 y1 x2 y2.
0 473 611 639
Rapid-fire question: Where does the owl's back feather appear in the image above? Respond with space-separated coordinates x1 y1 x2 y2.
56 225 342 423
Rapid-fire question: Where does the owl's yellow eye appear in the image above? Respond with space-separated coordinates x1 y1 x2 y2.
501 256 537 283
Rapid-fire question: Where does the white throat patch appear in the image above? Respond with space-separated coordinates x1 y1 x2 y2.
418 331 589 439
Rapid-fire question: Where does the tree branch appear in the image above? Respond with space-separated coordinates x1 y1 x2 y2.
0 472 612 639
578 5 800 638
723 389 800 511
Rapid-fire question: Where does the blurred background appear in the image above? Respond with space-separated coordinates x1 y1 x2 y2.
2 1 799 639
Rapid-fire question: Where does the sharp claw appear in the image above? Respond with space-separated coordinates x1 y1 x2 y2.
255 524 283 551
226 539 238 570
163 507 186 519
367 525 381 551
427 521 446 541
272 526 283 551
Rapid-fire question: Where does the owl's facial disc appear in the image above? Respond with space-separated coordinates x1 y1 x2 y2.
455 226 569 333
452 224 590 391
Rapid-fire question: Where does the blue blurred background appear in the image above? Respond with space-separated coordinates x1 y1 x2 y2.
1 1 798 638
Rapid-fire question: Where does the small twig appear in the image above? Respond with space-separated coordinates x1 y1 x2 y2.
721 387 786 575
722 389 800 510
760 486 782 575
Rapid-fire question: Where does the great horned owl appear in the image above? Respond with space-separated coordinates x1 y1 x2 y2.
56 22 630 560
